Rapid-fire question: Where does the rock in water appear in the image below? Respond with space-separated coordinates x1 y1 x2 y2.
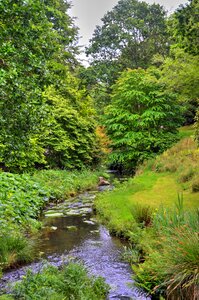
98 176 110 186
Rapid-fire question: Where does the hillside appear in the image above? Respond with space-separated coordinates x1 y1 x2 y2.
95 127 199 299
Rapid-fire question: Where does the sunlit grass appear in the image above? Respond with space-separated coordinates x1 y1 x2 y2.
178 125 195 139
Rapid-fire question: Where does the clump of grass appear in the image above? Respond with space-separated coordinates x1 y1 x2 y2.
0 231 35 270
132 196 199 299
130 203 153 227
8 263 109 300
178 167 195 183
192 177 199 193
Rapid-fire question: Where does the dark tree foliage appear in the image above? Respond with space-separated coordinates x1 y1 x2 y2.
86 0 169 86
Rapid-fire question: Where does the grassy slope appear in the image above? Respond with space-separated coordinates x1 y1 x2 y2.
95 126 199 235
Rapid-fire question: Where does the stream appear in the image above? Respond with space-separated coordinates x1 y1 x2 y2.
0 190 149 300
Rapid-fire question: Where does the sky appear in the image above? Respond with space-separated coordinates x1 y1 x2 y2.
69 0 188 64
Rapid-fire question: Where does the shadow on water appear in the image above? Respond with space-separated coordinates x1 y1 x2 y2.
0 191 150 300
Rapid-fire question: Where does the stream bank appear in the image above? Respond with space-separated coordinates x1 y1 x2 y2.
0 190 149 300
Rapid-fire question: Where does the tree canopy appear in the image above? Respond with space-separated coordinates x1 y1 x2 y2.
0 0 99 171
86 0 168 85
104 69 183 171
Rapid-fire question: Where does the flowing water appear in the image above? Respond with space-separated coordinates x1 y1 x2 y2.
0 190 150 300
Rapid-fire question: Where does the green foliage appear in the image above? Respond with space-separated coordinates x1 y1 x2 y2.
0 0 99 171
32 169 102 199
0 0 54 171
0 172 50 229
105 68 183 171
130 204 152 227
86 0 168 86
156 48 199 125
133 200 199 299
10 263 109 299
169 0 199 55
43 82 99 169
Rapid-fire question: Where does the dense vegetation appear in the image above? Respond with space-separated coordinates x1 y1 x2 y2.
0 0 198 299
0 263 109 299
0 0 99 172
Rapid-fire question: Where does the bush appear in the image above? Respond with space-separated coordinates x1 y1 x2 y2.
11 263 109 300
0 172 50 228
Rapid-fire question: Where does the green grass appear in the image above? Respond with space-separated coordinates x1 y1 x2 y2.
178 125 195 139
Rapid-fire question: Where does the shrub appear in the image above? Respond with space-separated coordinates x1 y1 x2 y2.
11 263 109 299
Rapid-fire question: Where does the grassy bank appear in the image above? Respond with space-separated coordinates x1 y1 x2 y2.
0 262 109 299
0 169 101 272
94 132 199 299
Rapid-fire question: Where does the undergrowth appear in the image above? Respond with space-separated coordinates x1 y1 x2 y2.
0 263 110 299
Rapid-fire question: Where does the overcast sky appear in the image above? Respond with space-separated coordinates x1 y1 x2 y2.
69 0 188 64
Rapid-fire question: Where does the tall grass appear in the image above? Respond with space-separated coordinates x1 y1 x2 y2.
132 196 199 299
0 232 34 270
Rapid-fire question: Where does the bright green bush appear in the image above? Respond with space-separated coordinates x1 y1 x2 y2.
9 263 109 300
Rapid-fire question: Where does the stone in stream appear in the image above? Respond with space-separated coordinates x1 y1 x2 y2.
45 212 64 217
65 226 77 231
83 219 96 225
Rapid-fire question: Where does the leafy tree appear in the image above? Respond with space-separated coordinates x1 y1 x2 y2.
104 69 183 172
43 76 100 169
169 0 199 55
86 0 169 86
0 0 99 171
155 48 199 125
0 0 56 171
